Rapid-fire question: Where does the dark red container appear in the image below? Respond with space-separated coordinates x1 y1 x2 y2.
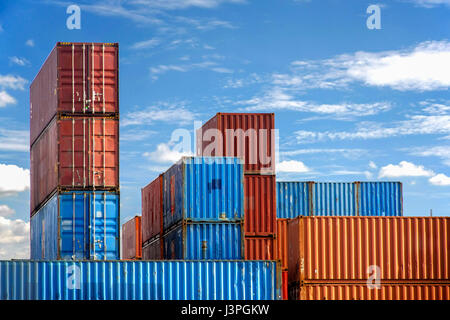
122 216 142 260
30 115 119 215
196 113 275 174
282 270 288 300
244 236 276 260
244 174 276 236
141 175 163 244
142 236 163 260
30 42 119 146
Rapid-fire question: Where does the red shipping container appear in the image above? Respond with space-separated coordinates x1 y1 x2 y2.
244 236 276 260
30 116 119 215
288 216 450 284
276 219 289 270
122 216 142 260
282 270 288 300
142 236 163 260
196 113 275 174
141 175 163 244
30 42 119 146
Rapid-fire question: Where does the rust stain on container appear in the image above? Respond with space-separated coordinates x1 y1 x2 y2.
244 236 276 260
122 216 142 260
141 175 163 244
197 113 275 174
244 175 276 236
288 216 450 283
276 218 289 270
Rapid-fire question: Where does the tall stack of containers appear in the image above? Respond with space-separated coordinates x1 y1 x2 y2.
122 216 142 260
287 216 450 300
141 175 164 259
30 42 120 260
162 157 245 260
196 113 277 261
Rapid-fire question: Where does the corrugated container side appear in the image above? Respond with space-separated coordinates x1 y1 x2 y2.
288 216 450 283
197 113 275 174
141 175 163 243
122 216 141 260
142 236 163 260
358 182 403 216
244 175 276 236
289 283 450 300
312 182 356 216
30 191 120 260
276 182 310 219
163 157 244 231
163 222 243 260
244 236 276 260
0 261 281 300
276 219 289 270
30 43 119 145
282 270 288 300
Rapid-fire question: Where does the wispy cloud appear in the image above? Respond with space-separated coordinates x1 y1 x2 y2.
150 60 233 80
9 56 30 67
25 39 34 47
144 142 194 164
0 129 28 151
0 91 17 108
122 103 197 126
409 146 450 166
405 0 450 8
0 75 27 90
130 38 161 50
0 205 15 217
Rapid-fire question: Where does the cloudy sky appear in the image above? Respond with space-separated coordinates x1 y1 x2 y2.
0 0 449 259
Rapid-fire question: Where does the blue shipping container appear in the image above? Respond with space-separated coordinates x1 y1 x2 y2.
0 260 281 300
163 157 244 231
276 181 402 218
30 191 120 260
163 222 243 260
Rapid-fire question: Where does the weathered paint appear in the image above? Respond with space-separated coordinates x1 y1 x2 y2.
30 191 120 260
142 236 163 260
275 219 289 270
244 236 276 260
163 222 243 260
122 216 142 260
0 260 281 300
276 182 310 219
141 175 163 243
163 157 244 231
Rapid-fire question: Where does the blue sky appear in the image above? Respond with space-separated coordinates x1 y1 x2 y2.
0 0 449 258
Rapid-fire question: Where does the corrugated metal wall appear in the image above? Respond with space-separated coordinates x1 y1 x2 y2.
0 261 281 300
276 182 310 219
358 182 403 216
312 182 356 216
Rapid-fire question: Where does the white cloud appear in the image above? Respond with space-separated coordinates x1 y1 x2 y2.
276 160 310 173
0 74 27 90
406 0 450 8
369 161 377 169
429 173 450 186
409 146 450 166
9 56 30 66
0 163 30 197
378 161 435 178
144 143 193 164
0 216 29 260
130 38 160 50
0 205 15 217
122 103 197 126
0 91 17 107
150 61 232 80
25 39 34 47
0 128 29 152
130 0 246 10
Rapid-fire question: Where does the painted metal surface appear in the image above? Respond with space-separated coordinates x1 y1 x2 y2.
142 236 163 260
197 113 275 174
31 191 120 260
141 175 163 243
282 270 288 300
0 260 281 300
276 219 289 270
244 174 276 236
30 116 120 216
30 42 119 146
163 222 243 260
288 217 450 283
122 216 142 260
244 236 276 261
276 181 403 218
289 283 450 300
163 157 244 231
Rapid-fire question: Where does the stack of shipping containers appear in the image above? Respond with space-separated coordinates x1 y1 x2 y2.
30 42 120 260
196 113 277 261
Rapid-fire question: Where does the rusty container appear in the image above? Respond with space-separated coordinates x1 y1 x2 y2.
30 42 119 146
122 216 142 260
196 113 275 174
288 216 450 284
141 175 163 244
142 236 163 260
244 174 276 236
30 115 119 216
244 236 276 260
276 218 289 271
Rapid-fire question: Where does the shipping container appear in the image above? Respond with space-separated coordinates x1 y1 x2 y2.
244 175 276 236
276 181 403 218
163 157 244 231
276 219 289 270
142 236 163 260
30 42 119 146
0 260 281 300
282 270 288 300
122 216 142 260
141 175 163 243
163 221 243 260
30 116 119 215
288 216 450 283
289 283 450 300
30 191 120 260
244 236 276 260
196 113 275 174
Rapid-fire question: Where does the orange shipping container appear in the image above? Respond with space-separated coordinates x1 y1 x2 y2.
122 216 142 260
288 217 450 283
289 283 450 300
276 219 289 270
244 236 276 260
